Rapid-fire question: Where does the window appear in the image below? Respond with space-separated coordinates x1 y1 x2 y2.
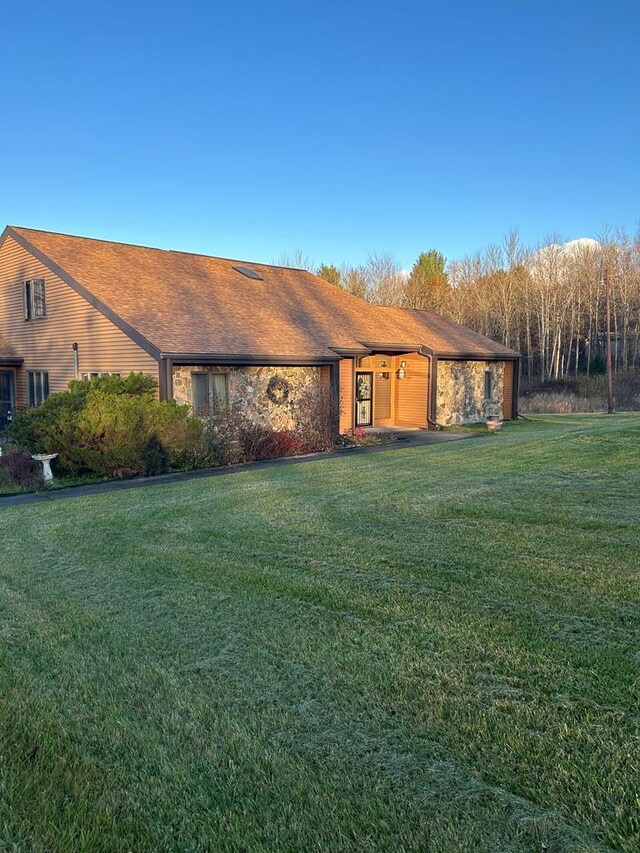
24 279 46 320
80 372 121 381
484 370 493 400
192 372 229 415
28 371 49 406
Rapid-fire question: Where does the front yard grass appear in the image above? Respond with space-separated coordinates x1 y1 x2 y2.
0 414 638 851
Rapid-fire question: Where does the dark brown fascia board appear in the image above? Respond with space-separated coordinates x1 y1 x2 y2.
162 352 339 366
330 344 436 358
435 352 521 361
337 342 436 359
359 341 431 354
2 226 162 361
329 347 371 357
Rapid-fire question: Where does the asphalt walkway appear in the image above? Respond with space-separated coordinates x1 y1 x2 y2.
0 429 479 507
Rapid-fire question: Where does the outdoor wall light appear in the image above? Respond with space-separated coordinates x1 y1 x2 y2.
397 360 407 380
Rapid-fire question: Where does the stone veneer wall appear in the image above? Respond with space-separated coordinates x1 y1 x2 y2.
172 365 323 431
436 360 504 426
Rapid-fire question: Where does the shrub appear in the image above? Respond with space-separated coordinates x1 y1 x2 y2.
68 373 158 398
201 408 246 467
6 384 87 465
142 435 170 476
192 373 336 467
7 374 205 478
75 390 203 478
343 427 367 439
238 426 311 461
272 430 308 457
73 390 153 477
0 449 44 490
339 428 392 446
520 392 605 414
578 370 640 409
202 411 314 466
238 422 279 461
520 370 640 414
146 399 206 471
6 371 336 480
292 380 336 451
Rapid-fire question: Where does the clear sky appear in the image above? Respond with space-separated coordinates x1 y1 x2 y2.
1 0 638 268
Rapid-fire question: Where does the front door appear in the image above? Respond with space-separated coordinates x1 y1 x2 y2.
355 372 373 427
0 371 15 429
375 371 391 421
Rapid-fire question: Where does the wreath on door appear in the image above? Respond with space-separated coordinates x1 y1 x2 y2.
266 375 291 405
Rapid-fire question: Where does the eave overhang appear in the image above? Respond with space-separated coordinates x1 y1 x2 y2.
435 351 521 360
161 352 339 366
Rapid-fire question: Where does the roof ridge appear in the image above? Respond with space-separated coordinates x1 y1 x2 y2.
8 225 309 273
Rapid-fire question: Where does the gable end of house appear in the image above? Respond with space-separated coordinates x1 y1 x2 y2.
0 229 161 408
1 227 161 360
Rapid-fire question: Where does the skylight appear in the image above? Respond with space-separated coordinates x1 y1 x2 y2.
233 265 263 281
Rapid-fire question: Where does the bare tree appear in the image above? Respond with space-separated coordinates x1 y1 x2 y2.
304 225 640 384
362 252 407 306
275 249 315 271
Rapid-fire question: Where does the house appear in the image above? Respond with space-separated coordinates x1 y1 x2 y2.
0 226 520 433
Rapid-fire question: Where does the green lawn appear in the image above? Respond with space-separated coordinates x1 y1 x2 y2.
1 415 638 852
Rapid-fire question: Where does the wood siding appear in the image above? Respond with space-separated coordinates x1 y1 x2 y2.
351 352 429 428
339 358 354 432
502 360 514 420
394 353 429 428
374 373 392 422
0 236 159 406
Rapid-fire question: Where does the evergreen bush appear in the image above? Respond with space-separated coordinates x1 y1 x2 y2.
7 374 205 478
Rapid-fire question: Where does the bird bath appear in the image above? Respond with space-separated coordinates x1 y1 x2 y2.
32 453 58 483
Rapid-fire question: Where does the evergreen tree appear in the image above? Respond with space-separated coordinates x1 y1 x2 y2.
405 250 449 311
316 263 341 286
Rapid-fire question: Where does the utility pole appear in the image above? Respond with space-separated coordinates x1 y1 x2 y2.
604 267 614 414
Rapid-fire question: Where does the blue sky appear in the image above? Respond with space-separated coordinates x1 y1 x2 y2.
1 1 638 268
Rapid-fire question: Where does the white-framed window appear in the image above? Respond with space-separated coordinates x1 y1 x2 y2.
192 372 229 415
28 371 49 406
24 279 46 320
80 372 122 381
484 370 493 400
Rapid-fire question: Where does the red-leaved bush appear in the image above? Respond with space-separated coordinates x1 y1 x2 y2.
344 427 367 439
272 430 308 457
238 423 277 461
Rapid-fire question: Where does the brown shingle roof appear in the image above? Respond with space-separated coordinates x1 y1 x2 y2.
7 227 518 360
0 336 23 363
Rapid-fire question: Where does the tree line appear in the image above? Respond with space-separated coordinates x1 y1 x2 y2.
306 229 640 383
